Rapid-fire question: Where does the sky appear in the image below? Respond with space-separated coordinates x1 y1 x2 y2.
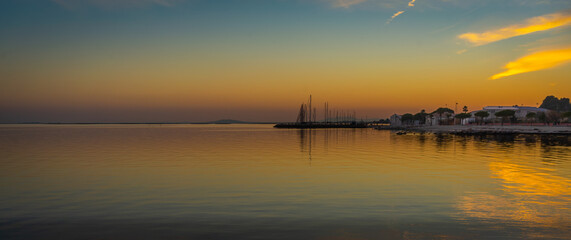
1 0 570 123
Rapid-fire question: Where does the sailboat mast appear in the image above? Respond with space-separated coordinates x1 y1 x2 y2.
309 95 312 124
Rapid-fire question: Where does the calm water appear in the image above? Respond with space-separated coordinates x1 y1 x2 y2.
1 124 570 239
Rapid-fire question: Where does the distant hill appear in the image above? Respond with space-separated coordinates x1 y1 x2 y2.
192 119 276 124
205 119 248 124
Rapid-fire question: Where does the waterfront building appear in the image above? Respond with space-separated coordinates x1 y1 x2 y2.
483 106 547 118
469 106 548 123
389 114 402 126
426 113 455 126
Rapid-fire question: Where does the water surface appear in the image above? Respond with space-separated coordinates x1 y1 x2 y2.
1 124 569 239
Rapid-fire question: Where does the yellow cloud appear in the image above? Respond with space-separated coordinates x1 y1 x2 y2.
456 49 467 55
407 0 416 7
490 47 571 80
386 10 405 24
459 11 571 46
386 0 415 24
331 0 367 8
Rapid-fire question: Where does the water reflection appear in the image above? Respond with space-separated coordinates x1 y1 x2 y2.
303 130 570 237
298 129 314 165
0 125 569 239
453 135 571 238
458 160 570 235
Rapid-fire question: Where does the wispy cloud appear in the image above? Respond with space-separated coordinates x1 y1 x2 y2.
386 11 405 24
330 0 368 8
456 49 467 55
52 0 183 9
386 0 418 24
490 47 571 80
407 0 416 7
459 10 571 46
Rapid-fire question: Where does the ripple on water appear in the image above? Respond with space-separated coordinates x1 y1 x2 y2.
0 125 569 239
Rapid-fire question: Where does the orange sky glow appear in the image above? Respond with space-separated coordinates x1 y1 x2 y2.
0 1 570 122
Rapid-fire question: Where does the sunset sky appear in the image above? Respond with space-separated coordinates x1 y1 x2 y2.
1 0 570 123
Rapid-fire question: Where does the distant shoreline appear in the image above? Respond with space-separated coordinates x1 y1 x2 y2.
0 122 277 125
377 125 571 135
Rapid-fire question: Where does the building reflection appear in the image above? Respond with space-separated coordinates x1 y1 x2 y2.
541 135 570 146
434 133 453 152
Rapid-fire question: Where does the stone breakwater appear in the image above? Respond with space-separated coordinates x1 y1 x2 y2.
376 125 571 135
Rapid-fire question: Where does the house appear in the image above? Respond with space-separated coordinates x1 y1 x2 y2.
425 115 437 126
426 113 455 126
389 114 402 126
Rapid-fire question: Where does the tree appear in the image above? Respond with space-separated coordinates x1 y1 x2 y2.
540 96 559 111
474 111 489 125
413 109 428 125
432 107 454 115
462 106 468 113
401 113 414 125
546 110 561 125
562 112 571 123
454 113 472 125
560 98 571 112
538 112 546 125
540 96 571 112
376 118 391 124
431 107 454 125
495 110 515 126
525 112 536 125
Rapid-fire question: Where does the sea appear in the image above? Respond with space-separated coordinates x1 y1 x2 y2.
1 124 570 239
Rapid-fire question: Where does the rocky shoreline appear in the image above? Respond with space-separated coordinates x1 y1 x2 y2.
376 125 571 135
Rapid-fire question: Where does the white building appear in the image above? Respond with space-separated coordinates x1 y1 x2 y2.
484 106 547 118
425 115 439 126
389 114 402 126
426 113 455 126
473 106 548 122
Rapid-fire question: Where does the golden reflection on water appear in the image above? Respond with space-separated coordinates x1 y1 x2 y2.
295 128 571 235
490 161 570 199
0 125 570 239
457 155 571 235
